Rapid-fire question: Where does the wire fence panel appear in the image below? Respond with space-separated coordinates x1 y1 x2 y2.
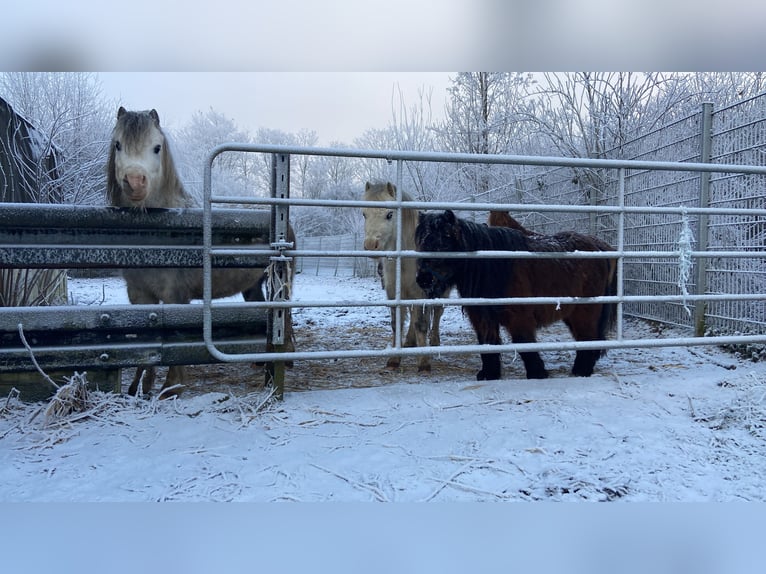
296 234 376 278
449 97 766 338
605 112 705 329
706 95 766 339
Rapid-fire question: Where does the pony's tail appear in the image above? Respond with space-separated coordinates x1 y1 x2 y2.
597 257 619 356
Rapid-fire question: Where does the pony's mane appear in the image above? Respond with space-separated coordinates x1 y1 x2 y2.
458 216 530 251
106 108 191 207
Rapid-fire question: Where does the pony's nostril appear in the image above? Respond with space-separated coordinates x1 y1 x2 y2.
126 173 148 191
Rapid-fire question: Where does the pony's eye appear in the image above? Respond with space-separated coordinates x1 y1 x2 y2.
114 141 122 151
386 212 393 220
153 144 162 154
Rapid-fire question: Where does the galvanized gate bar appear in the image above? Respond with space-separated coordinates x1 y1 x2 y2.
199 143 766 370
202 143 766 175
207 195 766 217
192 333 766 365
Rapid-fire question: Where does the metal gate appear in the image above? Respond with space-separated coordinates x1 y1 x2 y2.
201 145 766 379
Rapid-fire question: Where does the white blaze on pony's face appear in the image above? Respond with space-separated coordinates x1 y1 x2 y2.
111 107 166 206
362 181 398 252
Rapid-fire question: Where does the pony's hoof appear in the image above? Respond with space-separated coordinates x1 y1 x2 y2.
385 359 401 370
476 369 500 381
417 365 432 374
571 368 594 377
526 370 549 379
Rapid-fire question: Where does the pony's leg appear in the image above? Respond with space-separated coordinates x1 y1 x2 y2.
128 366 155 396
510 333 548 379
571 351 601 377
478 351 502 381
404 307 418 348
564 312 603 377
411 304 432 373
159 365 186 398
429 304 444 347
386 306 403 369
125 283 160 395
467 309 503 381
157 291 192 396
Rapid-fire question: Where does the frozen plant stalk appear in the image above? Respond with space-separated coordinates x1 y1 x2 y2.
677 209 694 317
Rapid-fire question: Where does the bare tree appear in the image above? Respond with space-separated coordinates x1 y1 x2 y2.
387 83 452 202
435 72 535 202
174 108 255 202
522 73 712 159
292 128 318 199
0 72 114 205
670 72 766 110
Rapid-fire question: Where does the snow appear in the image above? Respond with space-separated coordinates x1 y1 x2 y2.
3 272 766 505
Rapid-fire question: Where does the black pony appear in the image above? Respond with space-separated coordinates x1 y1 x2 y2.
415 210 617 381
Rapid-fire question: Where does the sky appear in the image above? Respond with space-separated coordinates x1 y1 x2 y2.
97 73 453 145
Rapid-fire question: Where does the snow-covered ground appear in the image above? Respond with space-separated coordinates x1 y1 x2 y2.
3 272 766 504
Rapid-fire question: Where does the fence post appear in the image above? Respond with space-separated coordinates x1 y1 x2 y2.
268 152 291 399
694 102 714 337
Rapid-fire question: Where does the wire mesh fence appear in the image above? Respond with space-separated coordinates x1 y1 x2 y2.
295 234 376 278
451 97 766 339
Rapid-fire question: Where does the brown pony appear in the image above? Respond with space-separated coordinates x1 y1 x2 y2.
415 209 617 381
362 182 445 372
488 210 540 236
108 107 295 397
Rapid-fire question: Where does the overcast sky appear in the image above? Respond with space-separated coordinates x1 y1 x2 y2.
98 73 454 145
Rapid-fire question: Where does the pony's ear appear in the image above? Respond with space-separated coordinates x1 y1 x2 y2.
444 210 457 224
149 109 160 125
386 182 396 196
117 106 126 118
365 182 371 191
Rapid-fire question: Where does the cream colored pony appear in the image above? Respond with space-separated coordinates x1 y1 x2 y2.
362 182 444 372
108 107 295 397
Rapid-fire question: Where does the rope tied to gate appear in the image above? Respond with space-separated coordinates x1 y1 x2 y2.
265 258 292 303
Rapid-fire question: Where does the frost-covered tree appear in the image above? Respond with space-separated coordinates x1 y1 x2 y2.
0 72 114 205
291 128 319 199
388 84 451 202
676 72 766 107
174 108 254 203
517 73 766 160
439 73 534 156
435 72 535 202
